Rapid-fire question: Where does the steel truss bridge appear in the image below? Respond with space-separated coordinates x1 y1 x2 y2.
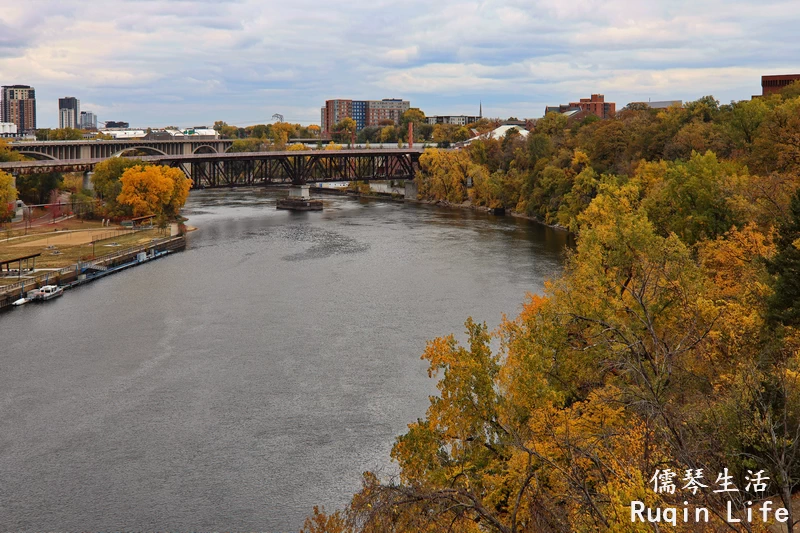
0 149 424 189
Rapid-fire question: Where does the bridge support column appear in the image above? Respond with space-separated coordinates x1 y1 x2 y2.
404 180 418 200
276 185 323 211
82 171 94 191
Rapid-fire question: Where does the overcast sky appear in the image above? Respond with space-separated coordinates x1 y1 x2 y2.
1 0 798 128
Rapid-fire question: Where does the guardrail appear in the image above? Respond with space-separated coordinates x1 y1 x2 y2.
0 235 184 296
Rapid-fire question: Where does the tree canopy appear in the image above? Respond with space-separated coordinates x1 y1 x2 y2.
117 165 191 218
302 89 800 532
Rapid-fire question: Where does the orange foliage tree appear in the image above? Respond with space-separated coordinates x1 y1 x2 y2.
117 165 191 218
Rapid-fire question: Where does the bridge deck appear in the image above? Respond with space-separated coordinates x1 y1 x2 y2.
0 148 426 188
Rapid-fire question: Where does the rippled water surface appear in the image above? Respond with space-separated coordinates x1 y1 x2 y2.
0 190 567 531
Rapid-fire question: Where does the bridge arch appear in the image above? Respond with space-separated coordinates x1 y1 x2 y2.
15 151 59 161
193 145 218 154
112 146 168 158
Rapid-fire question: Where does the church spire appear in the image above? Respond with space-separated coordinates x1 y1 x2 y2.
479 101 482 118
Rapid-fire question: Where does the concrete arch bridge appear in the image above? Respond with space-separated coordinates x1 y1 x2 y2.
8 139 233 161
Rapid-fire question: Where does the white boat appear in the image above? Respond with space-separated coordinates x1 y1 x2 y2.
30 285 64 301
12 297 31 306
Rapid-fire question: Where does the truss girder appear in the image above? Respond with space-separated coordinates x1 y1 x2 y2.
182 151 421 189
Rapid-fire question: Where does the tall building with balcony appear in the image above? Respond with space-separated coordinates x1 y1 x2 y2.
321 98 410 135
1 85 36 134
58 97 80 129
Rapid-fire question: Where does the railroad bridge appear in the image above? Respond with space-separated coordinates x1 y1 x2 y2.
0 148 424 189
7 139 234 161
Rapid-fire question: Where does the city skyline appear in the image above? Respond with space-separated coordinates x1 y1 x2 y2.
0 0 799 128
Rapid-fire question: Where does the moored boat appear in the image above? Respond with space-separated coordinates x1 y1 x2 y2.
29 285 64 301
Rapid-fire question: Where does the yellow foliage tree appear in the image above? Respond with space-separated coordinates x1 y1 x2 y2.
417 148 487 204
117 165 191 218
0 170 18 222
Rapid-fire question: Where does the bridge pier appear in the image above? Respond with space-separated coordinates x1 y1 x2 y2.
276 185 323 211
82 171 94 191
404 180 418 200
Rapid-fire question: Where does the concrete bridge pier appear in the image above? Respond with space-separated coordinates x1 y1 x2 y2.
404 180 418 200
276 184 323 211
82 171 94 191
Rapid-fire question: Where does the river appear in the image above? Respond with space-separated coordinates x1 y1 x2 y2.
0 189 567 532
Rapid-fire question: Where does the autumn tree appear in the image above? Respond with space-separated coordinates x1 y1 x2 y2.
0 170 17 222
92 158 149 216
332 118 357 144
379 125 397 144
117 165 191 218
214 121 242 139
229 138 267 152
0 139 24 162
642 151 748 244
416 149 487 204
400 108 426 141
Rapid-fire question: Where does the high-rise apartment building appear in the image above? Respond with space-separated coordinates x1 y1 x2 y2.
58 97 80 129
1 85 36 134
80 111 97 130
321 98 410 135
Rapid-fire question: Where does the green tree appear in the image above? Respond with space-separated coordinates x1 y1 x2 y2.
767 187 800 326
92 158 148 216
15 172 63 205
642 151 747 244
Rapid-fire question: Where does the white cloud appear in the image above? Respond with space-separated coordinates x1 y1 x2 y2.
0 0 798 127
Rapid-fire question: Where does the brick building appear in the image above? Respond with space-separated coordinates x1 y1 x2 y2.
762 74 800 96
546 94 615 119
321 98 410 135
1 85 36 134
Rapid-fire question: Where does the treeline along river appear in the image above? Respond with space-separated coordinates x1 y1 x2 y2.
0 189 567 532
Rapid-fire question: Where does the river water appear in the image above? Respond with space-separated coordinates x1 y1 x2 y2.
0 189 567 532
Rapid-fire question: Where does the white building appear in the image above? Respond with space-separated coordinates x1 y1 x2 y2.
0 122 18 137
100 129 147 139
459 125 528 146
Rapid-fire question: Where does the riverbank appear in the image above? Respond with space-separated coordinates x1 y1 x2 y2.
313 185 571 233
0 234 186 311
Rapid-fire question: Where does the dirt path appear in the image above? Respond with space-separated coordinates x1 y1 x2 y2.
11 229 135 248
